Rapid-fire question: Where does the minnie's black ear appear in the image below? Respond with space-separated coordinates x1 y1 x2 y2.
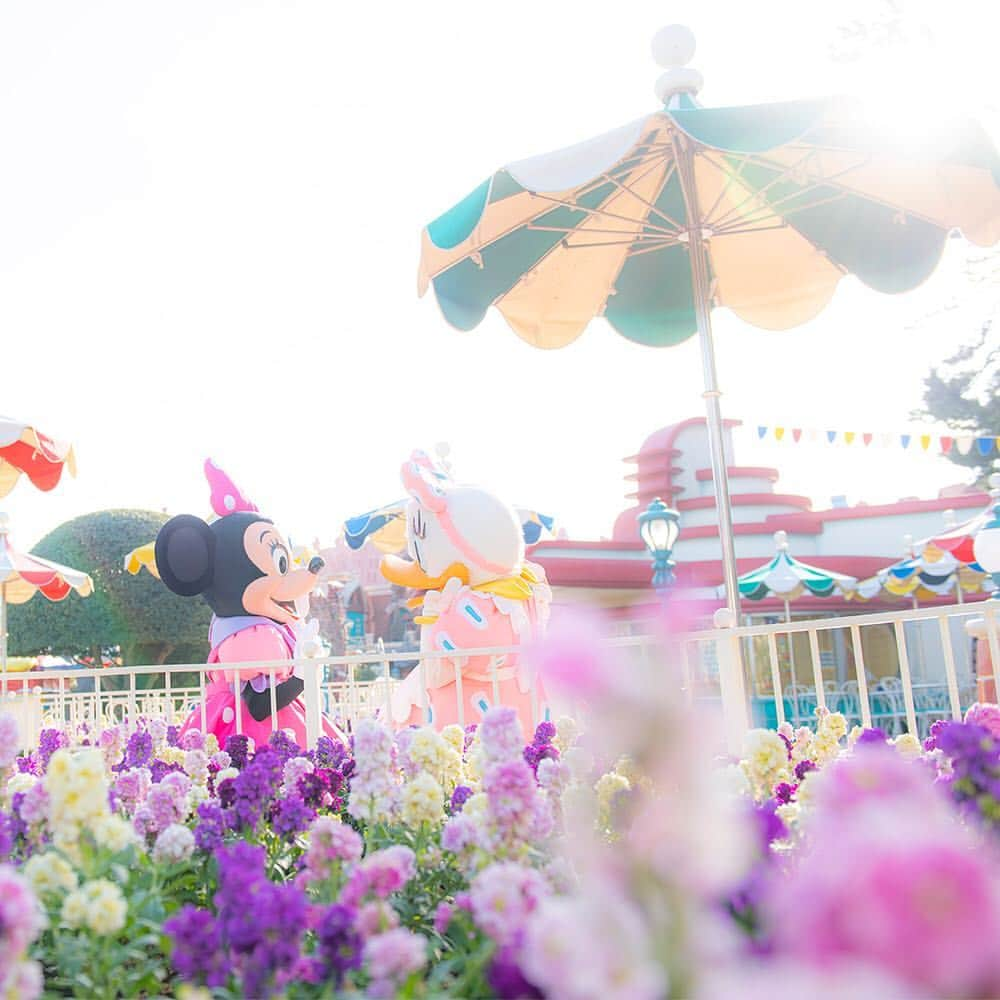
155 515 215 597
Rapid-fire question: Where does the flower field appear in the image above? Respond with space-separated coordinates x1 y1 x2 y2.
2 631 1000 999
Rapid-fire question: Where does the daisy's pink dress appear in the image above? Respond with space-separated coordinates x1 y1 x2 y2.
178 616 341 748
389 571 551 733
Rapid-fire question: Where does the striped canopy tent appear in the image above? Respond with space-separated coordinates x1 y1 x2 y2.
0 417 76 499
0 513 93 673
728 531 857 622
418 25 1000 619
344 500 556 554
929 501 999 566
851 542 989 604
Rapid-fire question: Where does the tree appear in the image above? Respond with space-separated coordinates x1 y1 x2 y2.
7 509 211 672
916 323 999 484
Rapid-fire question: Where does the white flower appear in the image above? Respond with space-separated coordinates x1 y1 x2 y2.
91 815 136 854
401 772 445 827
891 733 922 759
152 824 195 864
24 853 78 895
6 772 38 798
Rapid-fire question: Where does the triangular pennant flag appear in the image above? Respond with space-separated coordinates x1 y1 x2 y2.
940 436 953 454
977 437 995 456
757 426 768 439
792 428 802 443
826 431 836 443
879 433 893 448
807 428 819 442
919 434 932 450
774 427 785 441
900 434 911 449
862 433 873 447
956 436 974 455
844 431 856 445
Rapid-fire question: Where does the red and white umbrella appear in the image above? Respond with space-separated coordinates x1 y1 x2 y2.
0 512 93 675
0 417 76 499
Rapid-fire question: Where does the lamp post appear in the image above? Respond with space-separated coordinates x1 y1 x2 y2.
638 497 681 590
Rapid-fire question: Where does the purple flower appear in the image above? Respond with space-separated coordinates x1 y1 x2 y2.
856 727 887 745
488 945 543 999
272 795 316 840
450 785 473 813
752 800 788 851
316 903 362 987
793 759 817 781
150 760 184 784
269 729 302 761
0 813 14 860
773 782 797 805
314 735 346 770
165 906 231 987
224 735 251 769
194 801 227 853
532 721 556 746
166 725 181 747
36 728 67 770
121 730 152 770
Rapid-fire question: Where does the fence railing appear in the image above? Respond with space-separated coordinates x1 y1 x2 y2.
1 604 997 754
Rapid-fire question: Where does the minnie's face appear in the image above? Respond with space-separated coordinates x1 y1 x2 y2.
241 521 317 624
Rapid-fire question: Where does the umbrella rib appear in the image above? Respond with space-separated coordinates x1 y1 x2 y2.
595 158 687 233
528 187 677 239
700 147 824 231
711 190 852 236
700 151 756 229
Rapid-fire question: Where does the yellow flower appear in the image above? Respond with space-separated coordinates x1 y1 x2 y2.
400 772 445 827
553 716 579 754
47 751 71 783
821 712 848 741
91 815 136 854
25 853 77 896
441 725 465 755
892 733 922 759
81 879 127 936
204 734 220 755
594 772 630 830
743 729 789 794
61 888 89 929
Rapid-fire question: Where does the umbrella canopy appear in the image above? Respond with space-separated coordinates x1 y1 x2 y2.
417 25 1000 620
344 500 556 554
0 513 93 673
0 417 76 499
731 532 857 605
929 506 997 565
851 544 988 602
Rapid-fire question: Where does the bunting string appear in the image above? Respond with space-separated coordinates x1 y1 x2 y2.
748 425 999 457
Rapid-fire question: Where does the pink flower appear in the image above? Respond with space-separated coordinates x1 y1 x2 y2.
302 817 363 884
441 815 476 855
469 862 548 946
479 708 523 765
433 901 454 935
964 702 1000 741
340 846 415 907
363 927 426 996
0 714 19 769
356 900 399 937
767 810 1000 995
19 784 49 826
179 729 205 751
114 767 151 812
0 866 44 985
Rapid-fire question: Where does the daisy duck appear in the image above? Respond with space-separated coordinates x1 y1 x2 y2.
154 460 342 748
381 451 552 731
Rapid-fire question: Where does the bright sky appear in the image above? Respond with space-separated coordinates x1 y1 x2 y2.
1 0 997 550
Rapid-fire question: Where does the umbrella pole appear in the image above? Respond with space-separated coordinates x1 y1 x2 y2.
675 137 741 622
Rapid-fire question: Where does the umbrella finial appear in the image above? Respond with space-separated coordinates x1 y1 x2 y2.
773 529 789 551
652 25 703 106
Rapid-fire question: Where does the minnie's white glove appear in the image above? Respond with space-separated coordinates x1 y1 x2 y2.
293 619 326 678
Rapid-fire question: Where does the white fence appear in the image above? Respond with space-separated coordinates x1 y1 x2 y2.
1 604 998 754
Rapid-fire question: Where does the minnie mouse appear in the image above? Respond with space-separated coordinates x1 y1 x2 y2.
155 460 342 747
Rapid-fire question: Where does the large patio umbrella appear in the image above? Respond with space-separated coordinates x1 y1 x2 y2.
851 542 988 604
0 513 93 677
417 25 1000 617
729 531 857 622
0 417 76 498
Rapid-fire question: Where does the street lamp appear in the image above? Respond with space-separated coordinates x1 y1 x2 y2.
638 497 681 589
973 473 1000 595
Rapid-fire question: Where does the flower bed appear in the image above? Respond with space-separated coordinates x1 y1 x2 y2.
2 630 1000 998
